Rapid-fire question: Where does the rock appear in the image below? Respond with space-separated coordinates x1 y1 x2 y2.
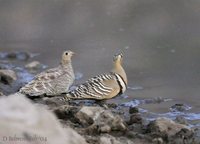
100 111 126 132
170 128 195 143
128 123 144 134
0 93 87 144
128 113 143 125
117 137 136 144
146 117 193 141
98 134 136 144
100 125 112 133
53 104 80 120
0 69 17 84
129 107 139 114
106 102 118 108
6 51 30 61
170 103 191 112
25 61 43 71
75 106 104 127
98 134 121 144
152 137 164 144
75 106 126 133
175 116 189 125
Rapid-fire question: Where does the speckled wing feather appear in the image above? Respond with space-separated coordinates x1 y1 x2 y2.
20 66 71 96
34 66 64 81
65 72 126 100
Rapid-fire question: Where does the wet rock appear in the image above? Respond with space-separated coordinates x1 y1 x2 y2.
75 106 126 133
0 69 17 84
6 51 30 61
170 103 191 112
129 107 139 114
175 116 189 125
128 113 143 125
106 102 118 108
146 117 193 141
0 93 87 144
25 61 44 72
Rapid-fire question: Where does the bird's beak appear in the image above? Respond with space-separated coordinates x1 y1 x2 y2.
72 52 75 55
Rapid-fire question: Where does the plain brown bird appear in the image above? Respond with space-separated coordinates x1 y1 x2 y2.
61 53 127 100
19 50 75 96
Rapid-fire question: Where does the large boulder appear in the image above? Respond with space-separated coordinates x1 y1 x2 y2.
0 93 87 144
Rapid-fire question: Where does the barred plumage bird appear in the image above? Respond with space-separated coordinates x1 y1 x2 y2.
19 50 75 96
62 53 127 100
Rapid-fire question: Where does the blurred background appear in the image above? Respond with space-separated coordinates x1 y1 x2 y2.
0 0 200 113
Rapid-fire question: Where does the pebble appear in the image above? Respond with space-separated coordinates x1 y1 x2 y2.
129 107 139 114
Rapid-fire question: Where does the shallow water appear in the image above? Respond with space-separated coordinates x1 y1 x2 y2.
0 0 200 128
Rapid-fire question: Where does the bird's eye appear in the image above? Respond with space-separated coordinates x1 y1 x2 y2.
65 52 68 55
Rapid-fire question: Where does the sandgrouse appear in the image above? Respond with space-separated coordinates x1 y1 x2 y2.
62 53 127 100
19 50 75 96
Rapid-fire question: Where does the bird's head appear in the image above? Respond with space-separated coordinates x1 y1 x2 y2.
113 53 123 65
61 50 75 64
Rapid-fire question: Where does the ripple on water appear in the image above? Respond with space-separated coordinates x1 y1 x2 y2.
121 97 172 107
127 86 144 91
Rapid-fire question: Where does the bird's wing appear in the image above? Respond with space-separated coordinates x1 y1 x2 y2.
34 66 64 82
67 73 123 100
20 67 66 96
